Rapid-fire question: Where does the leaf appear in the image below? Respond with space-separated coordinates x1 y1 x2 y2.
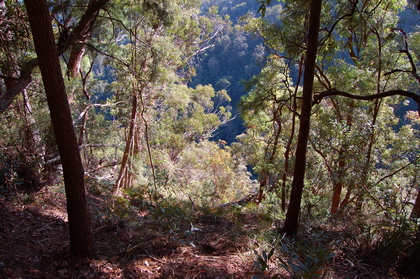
267 247 275 260
262 250 268 261
258 257 268 271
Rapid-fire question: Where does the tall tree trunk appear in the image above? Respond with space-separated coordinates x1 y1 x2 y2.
257 115 282 204
25 0 95 259
282 0 322 236
281 56 303 212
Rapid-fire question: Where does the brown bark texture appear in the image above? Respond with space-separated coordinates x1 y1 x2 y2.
282 0 322 236
24 0 95 259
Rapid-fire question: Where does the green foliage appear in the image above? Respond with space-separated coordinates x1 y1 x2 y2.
277 234 334 278
252 248 279 279
147 198 194 234
2 1 420 277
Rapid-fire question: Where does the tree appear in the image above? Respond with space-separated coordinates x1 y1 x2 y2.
24 0 95 259
108 0 231 191
282 0 322 236
242 0 419 235
238 57 301 207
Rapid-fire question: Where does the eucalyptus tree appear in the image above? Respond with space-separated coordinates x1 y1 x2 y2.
311 0 420 220
98 0 231 192
242 0 420 235
1 0 110 259
238 57 300 208
24 0 102 259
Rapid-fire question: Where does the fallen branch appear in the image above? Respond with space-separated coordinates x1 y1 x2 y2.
218 193 258 208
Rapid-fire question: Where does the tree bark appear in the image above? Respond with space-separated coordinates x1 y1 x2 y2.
25 0 95 259
64 0 110 78
282 0 322 236
116 93 139 190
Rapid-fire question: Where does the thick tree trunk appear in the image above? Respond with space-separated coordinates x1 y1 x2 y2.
282 0 322 236
25 0 95 259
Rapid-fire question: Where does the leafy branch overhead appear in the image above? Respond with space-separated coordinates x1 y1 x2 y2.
0 0 110 114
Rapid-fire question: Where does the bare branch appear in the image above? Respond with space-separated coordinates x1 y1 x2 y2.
313 88 420 115
319 0 358 47
75 101 124 123
375 161 414 186
385 29 420 84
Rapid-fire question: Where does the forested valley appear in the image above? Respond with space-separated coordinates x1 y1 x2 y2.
1 0 420 278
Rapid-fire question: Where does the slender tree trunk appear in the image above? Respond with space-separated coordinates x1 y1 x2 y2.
25 0 95 259
338 183 353 212
330 149 345 214
116 93 139 190
355 99 381 213
257 173 269 204
282 0 322 236
281 57 303 212
411 189 420 219
258 116 282 204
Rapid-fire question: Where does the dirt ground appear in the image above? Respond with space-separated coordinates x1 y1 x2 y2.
0 188 264 279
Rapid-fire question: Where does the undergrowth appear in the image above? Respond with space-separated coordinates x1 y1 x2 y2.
9 179 418 279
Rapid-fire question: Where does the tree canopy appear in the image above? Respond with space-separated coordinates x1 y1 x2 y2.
1 0 420 277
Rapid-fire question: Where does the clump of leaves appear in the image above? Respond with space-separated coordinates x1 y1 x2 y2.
278 234 334 278
253 248 279 279
253 231 334 279
147 198 194 235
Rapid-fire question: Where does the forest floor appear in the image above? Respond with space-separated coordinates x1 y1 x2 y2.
1 185 420 278
0 186 267 279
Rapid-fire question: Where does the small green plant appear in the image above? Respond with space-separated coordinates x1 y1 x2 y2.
21 193 35 204
147 199 193 235
278 234 334 278
252 248 279 279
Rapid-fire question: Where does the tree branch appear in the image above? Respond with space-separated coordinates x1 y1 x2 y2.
313 88 420 115
0 58 38 114
0 0 110 114
319 0 358 46
385 29 420 84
